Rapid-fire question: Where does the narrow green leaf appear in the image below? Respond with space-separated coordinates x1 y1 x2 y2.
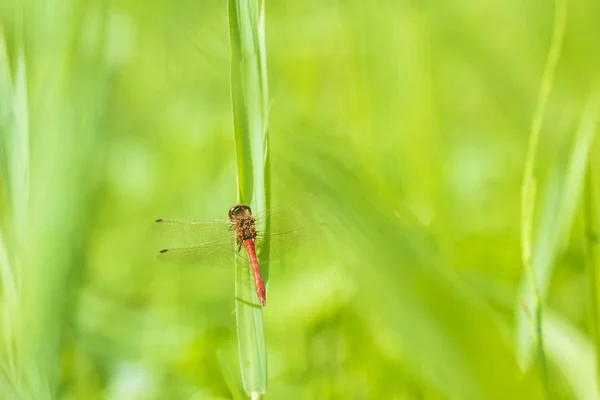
0 30 29 399
0 2 108 397
544 311 600 400
584 162 600 388
216 350 246 400
228 0 270 396
517 91 599 370
517 0 567 382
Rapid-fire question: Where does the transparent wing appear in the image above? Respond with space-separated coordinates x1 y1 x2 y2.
155 206 309 265
156 239 237 267
255 206 326 263
157 241 262 297
253 207 302 253
252 207 298 235
155 218 232 247
255 229 299 258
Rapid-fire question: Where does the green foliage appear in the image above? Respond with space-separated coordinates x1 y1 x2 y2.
518 0 567 392
0 1 599 399
228 0 269 396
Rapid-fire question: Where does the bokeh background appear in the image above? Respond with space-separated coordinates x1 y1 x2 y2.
1 0 600 399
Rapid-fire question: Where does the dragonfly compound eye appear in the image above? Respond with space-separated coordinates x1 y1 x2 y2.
229 204 252 220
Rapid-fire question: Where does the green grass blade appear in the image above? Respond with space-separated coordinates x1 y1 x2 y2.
0 29 29 399
228 0 269 397
0 2 109 397
216 350 246 400
517 89 599 377
584 161 600 388
517 0 567 384
544 311 600 400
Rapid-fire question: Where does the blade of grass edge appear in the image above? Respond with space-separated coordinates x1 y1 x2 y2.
518 88 598 393
584 160 600 391
216 350 246 400
517 0 567 391
0 31 18 391
544 311 600 400
228 0 269 397
0 30 29 398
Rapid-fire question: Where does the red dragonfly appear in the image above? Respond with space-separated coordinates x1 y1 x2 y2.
155 204 293 306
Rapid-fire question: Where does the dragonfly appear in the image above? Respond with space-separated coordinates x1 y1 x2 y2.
155 204 294 306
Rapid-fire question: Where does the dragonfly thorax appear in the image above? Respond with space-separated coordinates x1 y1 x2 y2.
229 204 257 243
235 217 257 242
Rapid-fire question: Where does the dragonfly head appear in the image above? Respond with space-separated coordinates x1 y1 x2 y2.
229 204 253 221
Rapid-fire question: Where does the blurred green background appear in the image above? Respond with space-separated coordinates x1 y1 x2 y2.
1 0 600 399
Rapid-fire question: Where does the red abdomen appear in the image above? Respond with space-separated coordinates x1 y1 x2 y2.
243 239 266 306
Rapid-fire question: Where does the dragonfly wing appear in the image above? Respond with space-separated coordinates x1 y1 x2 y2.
254 209 324 263
155 218 232 247
255 229 303 263
253 207 302 240
158 241 260 294
157 239 238 267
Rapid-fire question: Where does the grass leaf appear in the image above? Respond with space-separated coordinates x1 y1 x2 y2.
517 0 567 383
517 91 599 372
545 311 600 399
228 0 270 396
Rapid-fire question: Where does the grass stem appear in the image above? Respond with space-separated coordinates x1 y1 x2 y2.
228 0 270 396
520 0 567 395
584 162 600 388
